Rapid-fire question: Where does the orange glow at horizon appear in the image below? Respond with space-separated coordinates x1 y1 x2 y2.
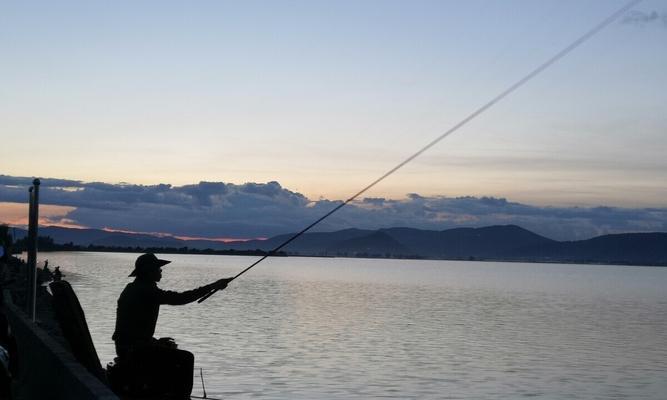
0 202 263 241
0 202 84 228
101 227 264 242
173 234 266 243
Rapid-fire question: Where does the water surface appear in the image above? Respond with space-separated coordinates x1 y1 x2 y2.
39 252 667 399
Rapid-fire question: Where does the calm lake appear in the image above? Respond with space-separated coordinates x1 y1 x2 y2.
38 252 667 399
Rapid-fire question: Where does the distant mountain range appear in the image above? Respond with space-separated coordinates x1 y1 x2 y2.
9 224 667 266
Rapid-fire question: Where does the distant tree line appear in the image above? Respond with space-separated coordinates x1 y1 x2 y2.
11 234 287 257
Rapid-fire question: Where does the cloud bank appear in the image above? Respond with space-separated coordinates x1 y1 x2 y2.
1 175 666 241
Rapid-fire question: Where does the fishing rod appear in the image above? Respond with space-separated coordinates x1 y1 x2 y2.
198 0 641 303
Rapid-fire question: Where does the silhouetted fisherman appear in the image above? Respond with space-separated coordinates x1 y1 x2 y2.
53 266 63 281
112 253 231 398
38 260 52 284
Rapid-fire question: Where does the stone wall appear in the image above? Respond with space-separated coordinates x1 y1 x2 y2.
3 290 119 400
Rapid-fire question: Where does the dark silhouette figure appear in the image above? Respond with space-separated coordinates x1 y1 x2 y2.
110 253 231 398
53 266 63 281
38 260 52 285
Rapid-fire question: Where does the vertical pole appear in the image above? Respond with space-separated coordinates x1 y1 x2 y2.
26 187 34 315
27 178 40 322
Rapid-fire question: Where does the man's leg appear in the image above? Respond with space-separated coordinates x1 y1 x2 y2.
136 345 194 398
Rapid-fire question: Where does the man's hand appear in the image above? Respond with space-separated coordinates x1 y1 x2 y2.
211 277 233 291
156 337 177 349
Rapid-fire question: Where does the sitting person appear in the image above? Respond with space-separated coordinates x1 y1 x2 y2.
38 260 53 284
111 253 231 398
53 266 63 281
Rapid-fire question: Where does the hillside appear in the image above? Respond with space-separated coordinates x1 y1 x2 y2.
8 224 667 266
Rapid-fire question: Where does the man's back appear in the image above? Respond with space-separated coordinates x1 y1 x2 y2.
112 280 161 347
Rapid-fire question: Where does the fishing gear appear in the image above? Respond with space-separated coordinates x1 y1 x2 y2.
198 0 642 303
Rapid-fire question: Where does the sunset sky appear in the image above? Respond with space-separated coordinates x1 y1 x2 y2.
1 1 666 240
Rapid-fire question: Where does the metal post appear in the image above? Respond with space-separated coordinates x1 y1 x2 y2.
27 178 40 321
26 187 34 315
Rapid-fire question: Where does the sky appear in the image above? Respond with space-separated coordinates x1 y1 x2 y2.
1 1 666 240
1 176 667 241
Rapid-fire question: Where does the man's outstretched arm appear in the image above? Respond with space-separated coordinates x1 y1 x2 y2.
158 278 232 305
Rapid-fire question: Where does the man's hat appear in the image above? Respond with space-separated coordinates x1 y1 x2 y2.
129 253 171 277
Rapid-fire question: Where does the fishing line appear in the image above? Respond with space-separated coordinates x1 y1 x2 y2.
198 0 641 303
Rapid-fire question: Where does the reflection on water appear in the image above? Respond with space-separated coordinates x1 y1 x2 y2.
39 252 667 399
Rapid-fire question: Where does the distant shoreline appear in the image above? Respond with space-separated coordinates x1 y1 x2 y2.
19 243 287 258
9 224 667 268
29 246 667 268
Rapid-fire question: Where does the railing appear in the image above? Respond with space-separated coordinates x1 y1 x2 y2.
26 178 40 321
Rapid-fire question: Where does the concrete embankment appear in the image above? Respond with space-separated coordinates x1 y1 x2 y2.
3 287 119 399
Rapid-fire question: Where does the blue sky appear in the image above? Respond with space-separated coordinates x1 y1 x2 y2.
1 1 666 238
